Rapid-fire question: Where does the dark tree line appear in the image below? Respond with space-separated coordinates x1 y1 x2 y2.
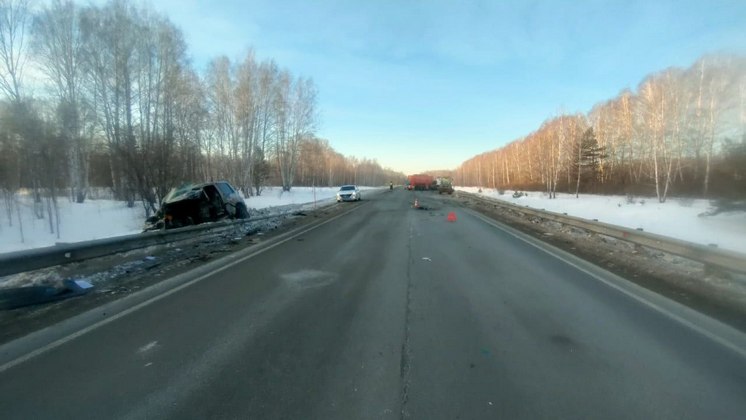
456 55 746 202
0 0 402 237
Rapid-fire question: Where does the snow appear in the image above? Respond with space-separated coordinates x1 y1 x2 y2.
0 197 146 254
457 187 746 254
3 186 742 256
244 186 376 209
0 186 380 255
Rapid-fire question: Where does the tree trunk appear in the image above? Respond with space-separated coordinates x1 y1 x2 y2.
15 192 24 243
653 139 662 202
574 139 581 198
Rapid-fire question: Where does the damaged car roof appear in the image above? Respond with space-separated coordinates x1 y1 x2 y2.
163 183 211 203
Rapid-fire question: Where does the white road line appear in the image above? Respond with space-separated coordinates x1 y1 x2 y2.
0 202 368 374
137 341 159 354
465 207 746 360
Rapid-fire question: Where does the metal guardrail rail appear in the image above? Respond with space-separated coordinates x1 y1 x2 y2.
0 212 294 278
458 191 746 274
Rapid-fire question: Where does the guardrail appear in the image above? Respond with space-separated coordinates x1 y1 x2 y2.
458 191 746 275
0 212 293 278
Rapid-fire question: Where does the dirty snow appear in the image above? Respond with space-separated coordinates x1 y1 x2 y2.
0 186 380 255
4 186 741 256
457 187 746 254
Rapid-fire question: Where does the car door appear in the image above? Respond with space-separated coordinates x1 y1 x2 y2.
216 182 239 213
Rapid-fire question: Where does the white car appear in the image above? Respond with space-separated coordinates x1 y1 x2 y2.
336 185 362 202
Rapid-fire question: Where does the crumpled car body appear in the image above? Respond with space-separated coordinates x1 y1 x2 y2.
144 181 249 231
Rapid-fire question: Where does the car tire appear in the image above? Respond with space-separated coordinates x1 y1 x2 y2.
235 203 249 219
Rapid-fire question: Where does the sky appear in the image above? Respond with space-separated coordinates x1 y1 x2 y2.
143 0 746 174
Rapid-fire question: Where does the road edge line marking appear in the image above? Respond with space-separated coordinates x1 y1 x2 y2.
464 207 746 360
0 201 368 374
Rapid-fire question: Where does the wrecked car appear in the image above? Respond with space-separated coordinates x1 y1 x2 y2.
143 181 249 231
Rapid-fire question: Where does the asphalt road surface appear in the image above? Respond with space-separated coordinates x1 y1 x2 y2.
1 189 745 419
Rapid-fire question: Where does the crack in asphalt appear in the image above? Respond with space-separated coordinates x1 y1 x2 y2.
399 223 414 419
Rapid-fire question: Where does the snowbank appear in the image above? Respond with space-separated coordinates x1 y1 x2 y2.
0 198 145 254
0 186 381 254
457 187 746 254
5 186 741 256
244 186 378 209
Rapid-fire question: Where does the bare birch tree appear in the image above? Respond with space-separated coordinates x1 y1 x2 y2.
273 72 316 191
0 0 28 103
32 0 89 202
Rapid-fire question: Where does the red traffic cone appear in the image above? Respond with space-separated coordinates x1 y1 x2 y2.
447 211 457 222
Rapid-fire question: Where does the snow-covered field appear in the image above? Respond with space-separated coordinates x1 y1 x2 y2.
0 187 379 255
246 186 376 209
2 186 744 255
457 187 746 254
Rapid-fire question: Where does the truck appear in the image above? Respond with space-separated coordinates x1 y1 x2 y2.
436 177 454 194
407 174 435 190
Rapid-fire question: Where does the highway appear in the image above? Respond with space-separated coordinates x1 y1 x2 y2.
1 189 745 419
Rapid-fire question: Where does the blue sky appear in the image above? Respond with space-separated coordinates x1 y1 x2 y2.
150 0 746 174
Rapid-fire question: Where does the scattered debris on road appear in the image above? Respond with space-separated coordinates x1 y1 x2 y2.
0 279 94 310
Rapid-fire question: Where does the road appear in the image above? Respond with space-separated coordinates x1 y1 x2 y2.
1 189 745 419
